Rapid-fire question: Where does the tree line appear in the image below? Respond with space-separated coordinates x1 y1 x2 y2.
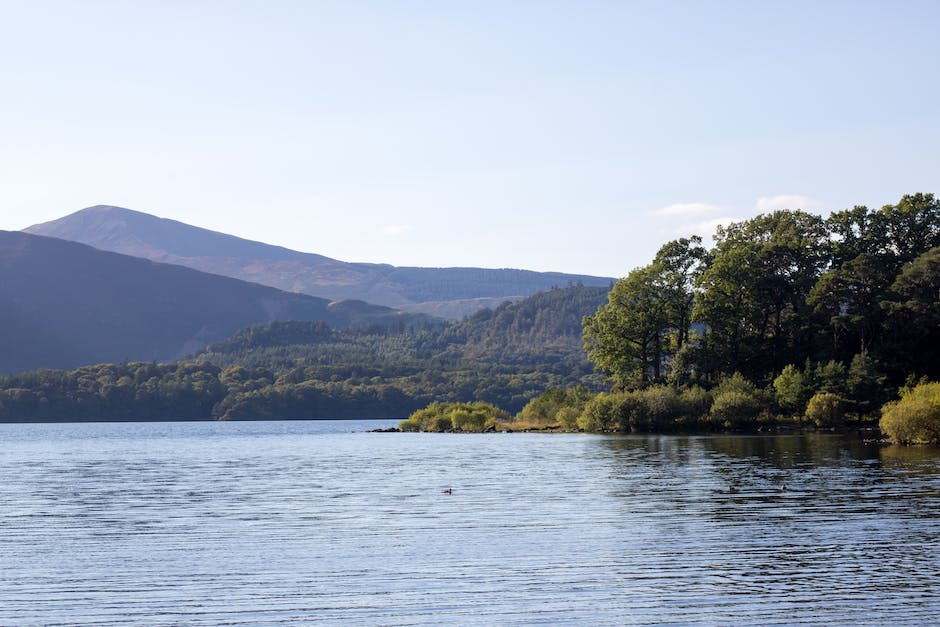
583 193 938 416
0 286 608 421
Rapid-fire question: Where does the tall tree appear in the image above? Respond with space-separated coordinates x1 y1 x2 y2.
694 210 829 381
583 263 669 387
652 236 707 352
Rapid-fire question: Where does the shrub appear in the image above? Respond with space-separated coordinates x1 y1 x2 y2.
399 401 507 432
578 393 619 432
709 373 762 428
805 392 846 427
428 415 453 432
679 385 711 422
710 391 762 428
516 386 593 426
556 406 581 430
451 408 487 431
879 382 940 445
398 418 421 432
635 386 683 431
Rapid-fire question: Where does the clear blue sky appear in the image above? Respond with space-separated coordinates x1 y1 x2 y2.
1 0 937 277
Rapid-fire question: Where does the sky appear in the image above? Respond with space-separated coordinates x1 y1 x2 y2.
0 0 937 278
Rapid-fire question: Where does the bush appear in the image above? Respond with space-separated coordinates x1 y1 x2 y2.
709 373 763 428
805 392 846 427
879 382 940 445
710 391 762 428
578 393 619 432
516 386 593 426
635 386 683 431
428 415 453 432
398 401 507 432
577 386 687 433
451 408 487 431
556 406 580 430
398 418 421 432
679 385 711 422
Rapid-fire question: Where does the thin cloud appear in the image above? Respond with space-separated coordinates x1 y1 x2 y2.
754 195 827 213
382 224 414 236
651 202 723 218
679 216 741 237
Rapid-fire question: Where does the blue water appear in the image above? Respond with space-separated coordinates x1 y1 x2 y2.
1 420 939 625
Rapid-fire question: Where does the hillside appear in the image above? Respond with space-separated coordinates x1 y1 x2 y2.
0 284 609 420
0 231 426 374
26 205 613 317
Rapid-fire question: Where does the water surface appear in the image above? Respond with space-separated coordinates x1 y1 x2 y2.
1 421 938 625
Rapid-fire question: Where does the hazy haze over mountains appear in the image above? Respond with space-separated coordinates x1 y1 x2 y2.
26 206 613 318
0 230 424 374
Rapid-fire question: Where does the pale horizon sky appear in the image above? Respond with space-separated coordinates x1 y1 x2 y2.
1 0 938 278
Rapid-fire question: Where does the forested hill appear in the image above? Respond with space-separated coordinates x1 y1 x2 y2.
26 205 613 317
199 284 609 366
0 231 428 374
434 285 610 362
0 285 609 421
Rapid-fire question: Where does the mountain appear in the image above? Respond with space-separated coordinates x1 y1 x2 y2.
0 231 426 374
25 205 613 317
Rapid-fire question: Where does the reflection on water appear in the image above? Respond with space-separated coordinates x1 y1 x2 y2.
0 422 938 625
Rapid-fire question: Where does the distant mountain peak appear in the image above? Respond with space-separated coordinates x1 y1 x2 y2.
26 206 614 318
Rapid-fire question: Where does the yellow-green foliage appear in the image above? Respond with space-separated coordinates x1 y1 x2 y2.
398 418 421 432
773 364 808 414
516 386 593 428
709 373 763 428
575 384 719 433
556 406 580 430
398 401 508 432
805 392 845 427
879 382 940 445
577 392 620 432
679 385 711 420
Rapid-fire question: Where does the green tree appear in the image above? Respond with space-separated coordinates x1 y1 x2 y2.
884 247 940 380
773 364 809 414
695 211 829 381
583 264 669 386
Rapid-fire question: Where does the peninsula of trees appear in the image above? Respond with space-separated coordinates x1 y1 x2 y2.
401 193 939 442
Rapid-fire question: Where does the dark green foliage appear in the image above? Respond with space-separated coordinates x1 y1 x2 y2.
0 285 608 421
0 362 226 422
583 193 940 428
583 238 704 387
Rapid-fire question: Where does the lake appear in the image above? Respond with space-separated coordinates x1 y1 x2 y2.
1 420 938 625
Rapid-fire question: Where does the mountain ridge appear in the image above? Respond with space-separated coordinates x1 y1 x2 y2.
25 205 613 317
0 230 428 374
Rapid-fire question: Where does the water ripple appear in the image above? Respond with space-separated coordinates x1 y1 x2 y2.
0 422 938 625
